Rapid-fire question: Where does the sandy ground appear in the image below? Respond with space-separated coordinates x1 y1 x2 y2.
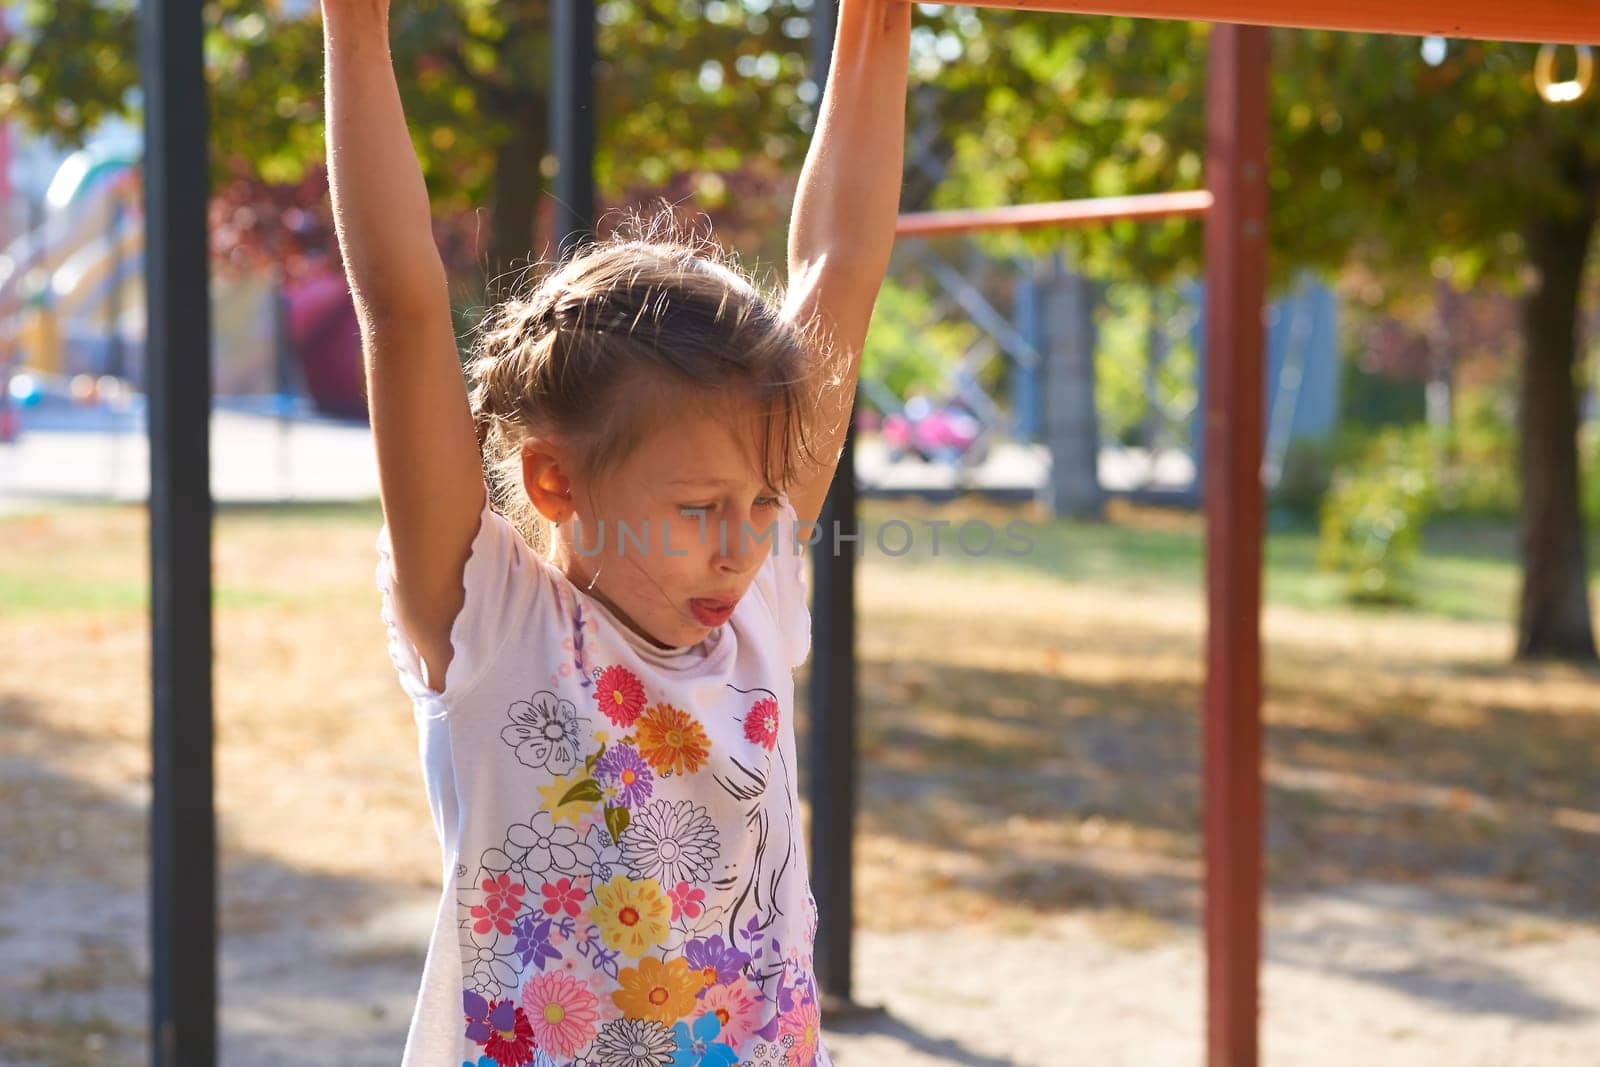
1 873 1595 1065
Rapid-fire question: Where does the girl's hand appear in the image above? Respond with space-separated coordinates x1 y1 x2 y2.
320 0 390 16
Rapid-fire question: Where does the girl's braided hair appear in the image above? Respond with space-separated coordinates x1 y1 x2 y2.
465 207 844 560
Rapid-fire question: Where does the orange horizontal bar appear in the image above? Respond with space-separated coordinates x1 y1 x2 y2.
955 0 1598 45
895 190 1214 237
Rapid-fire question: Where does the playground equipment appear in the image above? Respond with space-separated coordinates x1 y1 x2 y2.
965 1 1592 43
0 145 141 378
0 145 368 426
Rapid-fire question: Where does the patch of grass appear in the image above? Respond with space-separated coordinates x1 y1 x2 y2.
0 500 389 614
855 498 1598 625
0 576 328 614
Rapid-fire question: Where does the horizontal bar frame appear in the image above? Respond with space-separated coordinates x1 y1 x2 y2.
896 190 1214 237
953 0 1598 46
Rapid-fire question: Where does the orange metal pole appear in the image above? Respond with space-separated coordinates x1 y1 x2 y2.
895 190 1213 236
952 0 1598 45
1202 21 1268 1067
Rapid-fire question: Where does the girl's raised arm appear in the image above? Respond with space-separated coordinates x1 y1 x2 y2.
323 0 486 692
783 0 912 529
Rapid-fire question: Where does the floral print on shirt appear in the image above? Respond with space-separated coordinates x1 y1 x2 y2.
454 659 825 1067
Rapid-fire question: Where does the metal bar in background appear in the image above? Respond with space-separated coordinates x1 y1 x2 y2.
551 0 597 255
906 244 1045 370
805 0 865 1013
896 189 1213 238
140 0 217 1062
1201 21 1269 1067
945 0 1598 45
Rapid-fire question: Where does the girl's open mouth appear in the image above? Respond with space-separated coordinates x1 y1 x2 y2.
689 598 737 626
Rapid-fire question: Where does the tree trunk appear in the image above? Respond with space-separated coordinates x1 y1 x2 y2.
1514 176 1598 662
1424 277 1455 431
1042 256 1106 520
486 104 547 299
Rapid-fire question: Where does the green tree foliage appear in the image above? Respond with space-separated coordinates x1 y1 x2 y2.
860 275 979 406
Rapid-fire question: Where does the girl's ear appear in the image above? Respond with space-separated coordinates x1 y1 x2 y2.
521 439 575 522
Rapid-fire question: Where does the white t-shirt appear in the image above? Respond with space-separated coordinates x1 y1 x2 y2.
374 488 832 1067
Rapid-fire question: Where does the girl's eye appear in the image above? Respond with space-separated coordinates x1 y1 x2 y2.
679 497 780 512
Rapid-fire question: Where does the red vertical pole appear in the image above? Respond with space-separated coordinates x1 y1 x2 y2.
1202 21 1268 1067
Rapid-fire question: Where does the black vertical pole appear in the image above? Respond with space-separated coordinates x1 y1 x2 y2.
551 0 596 256
141 0 216 1063
806 0 864 1013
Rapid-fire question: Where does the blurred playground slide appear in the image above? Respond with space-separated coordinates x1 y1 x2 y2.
0 144 367 423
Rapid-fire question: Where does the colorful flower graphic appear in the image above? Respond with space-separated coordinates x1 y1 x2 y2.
667 881 705 923
635 703 711 777
668 1010 740 1067
538 769 596 826
541 876 587 919
463 991 538 1066
743 697 780 751
589 875 671 958
613 956 702 1025
521 971 601 1056
691 979 764 1050
594 743 655 808
471 873 527 936
682 934 749 988
511 913 562 972
776 996 821 1066
595 665 648 728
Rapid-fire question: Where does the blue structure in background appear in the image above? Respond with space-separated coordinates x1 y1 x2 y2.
1007 269 1339 487
1011 269 1045 441
1184 271 1339 502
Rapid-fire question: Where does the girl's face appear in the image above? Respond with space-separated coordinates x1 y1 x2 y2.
547 409 788 651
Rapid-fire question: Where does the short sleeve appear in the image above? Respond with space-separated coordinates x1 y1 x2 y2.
749 494 813 670
374 491 543 706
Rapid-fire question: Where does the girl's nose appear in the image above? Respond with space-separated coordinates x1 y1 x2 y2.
713 508 767 572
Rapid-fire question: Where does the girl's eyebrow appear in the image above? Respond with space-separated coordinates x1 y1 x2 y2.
667 477 755 487
667 477 781 493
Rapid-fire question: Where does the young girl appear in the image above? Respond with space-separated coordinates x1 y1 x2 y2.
321 1 910 1063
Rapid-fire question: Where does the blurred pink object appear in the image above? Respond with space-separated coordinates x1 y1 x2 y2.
284 267 367 420
881 395 985 464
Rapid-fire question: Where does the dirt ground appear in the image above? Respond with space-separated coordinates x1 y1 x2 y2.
1 502 1597 1064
